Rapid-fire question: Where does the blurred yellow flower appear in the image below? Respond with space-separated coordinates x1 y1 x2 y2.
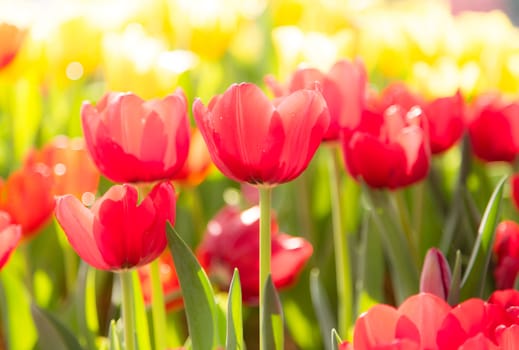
102 23 198 99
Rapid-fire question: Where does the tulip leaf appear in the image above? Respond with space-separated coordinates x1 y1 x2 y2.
166 222 220 350
108 320 123 350
226 269 244 350
131 269 152 350
448 250 462 306
75 263 98 350
31 303 85 350
461 175 507 298
261 275 284 350
331 329 343 350
310 269 335 350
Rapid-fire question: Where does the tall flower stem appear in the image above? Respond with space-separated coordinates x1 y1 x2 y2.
327 145 352 337
120 270 136 350
259 186 272 350
150 259 167 350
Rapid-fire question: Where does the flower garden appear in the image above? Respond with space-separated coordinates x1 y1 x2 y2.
1 0 519 349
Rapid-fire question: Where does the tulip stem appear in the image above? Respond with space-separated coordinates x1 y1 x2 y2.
120 270 137 350
327 145 352 337
259 186 272 350
150 259 167 350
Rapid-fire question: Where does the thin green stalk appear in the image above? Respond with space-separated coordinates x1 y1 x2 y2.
390 190 419 265
259 186 272 350
120 270 137 350
54 220 77 295
150 260 167 350
327 146 352 336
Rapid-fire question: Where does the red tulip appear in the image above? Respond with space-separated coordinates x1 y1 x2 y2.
0 164 55 239
193 82 329 185
353 293 451 350
423 92 465 155
510 174 519 212
467 94 519 162
138 250 183 311
25 135 100 201
265 59 367 141
0 22 25 70
0 211 21 269
493 220 519 289
342 103 430 189
196 205 313 304
55 182 176 270
81 89 190 183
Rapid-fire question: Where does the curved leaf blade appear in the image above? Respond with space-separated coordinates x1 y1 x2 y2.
226 269 243 350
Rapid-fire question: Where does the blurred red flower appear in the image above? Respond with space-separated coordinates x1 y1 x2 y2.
467 94 519 162
81 89 190 183
55 182 176 270
138 250 183 311
193 82 329 185
25 135 100 201
265 59 367 141
0 164 55 239
493 220 519 289
196 205 313 304
0 211 21 269
171 128 213 188
0 22 25 70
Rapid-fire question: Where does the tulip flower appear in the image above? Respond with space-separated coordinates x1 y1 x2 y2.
0 211 21 269
466 94 519 162
171 128 213 188
25 135 99 202
352 293 451 349
0 164 55 239
0 22 25 70
419 248 452 300
193 82 329 185
492 220 519 289
265 59 367 141
342 102 430 189
511 174 519 212
196 205 313 304
55 182 176 270
81 89 190 183
138 251 183 311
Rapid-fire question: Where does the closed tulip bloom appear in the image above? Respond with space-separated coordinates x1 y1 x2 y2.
265 59 367 141
343 104 430 189
193 82 329 185
0 164 55 239
467 94 519 162
493 220 519 289
196 205 313 304
419 248 452 300
81 89 190 183
55 182 176 270
0 211 21 269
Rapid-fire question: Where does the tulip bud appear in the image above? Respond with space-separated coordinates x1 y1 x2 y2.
419 248 452 300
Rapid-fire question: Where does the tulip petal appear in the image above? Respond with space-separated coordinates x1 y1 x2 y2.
55 195 109 270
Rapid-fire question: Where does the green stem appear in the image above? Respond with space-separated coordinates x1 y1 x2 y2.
150 260 167 350
327 146 352 336
120 270 137 350
54 220 77 295
390 190 419 265
259 186 272 350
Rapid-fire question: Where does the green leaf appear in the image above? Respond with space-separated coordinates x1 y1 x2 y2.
75 263 98 350
0 260 37 350
461 175 507 298
108 320 123 350
331 329 343 350
166 223 220 350
261 275 284 350
131 269 152 350
448 250 462 306
31 303 84 350
309 269 335 350
226 269 244 350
